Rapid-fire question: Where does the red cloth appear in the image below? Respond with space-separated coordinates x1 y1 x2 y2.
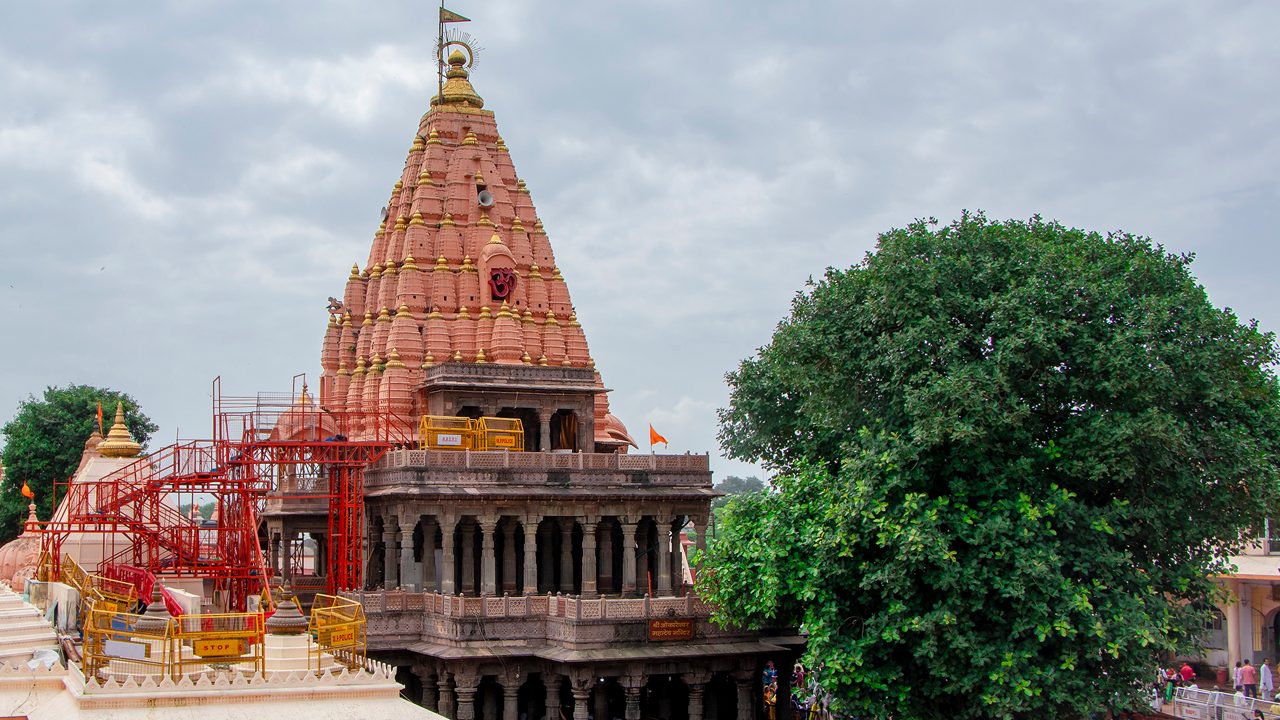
1180 664 1196 682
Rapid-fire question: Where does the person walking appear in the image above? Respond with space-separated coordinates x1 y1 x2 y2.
1242 659 1259 699
1180 661 1197 685
1263 658 1275 700
1236 661 1245 693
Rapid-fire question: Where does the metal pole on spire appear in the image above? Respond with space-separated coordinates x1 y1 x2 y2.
437 0 445 105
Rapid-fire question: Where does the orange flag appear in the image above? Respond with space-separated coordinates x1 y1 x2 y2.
96 401 104 435
648 424 668 448
20 481 34 500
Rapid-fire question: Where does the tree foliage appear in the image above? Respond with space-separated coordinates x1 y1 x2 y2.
712 475 765 510
703 214 1280 719
0 385 157 542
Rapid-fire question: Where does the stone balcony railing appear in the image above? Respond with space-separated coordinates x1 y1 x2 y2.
341 590 763 650
375 449 711 473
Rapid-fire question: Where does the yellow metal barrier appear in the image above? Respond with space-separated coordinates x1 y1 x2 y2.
83 608 174 681
60 555 89 596
476 417 524 451
36 550 51 583
308 594 366 671
419 415 475 451
172 612 265 677
88 574 138 614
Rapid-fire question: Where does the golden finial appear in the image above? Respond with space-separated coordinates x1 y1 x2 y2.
452 349 464 362
476 213 494 228
398 304 411 317
370 264 383 280
587 357 596 368
393 215 408 232
511 216 525 232
370 352 384 372
534 218 545 232
474 172 485 185
403 255 418 271
529 264 543 279
552 266 564 281
377 307 391 323
342 312 352 327
569 311 581 327
349 263 361 280
433 50 485 109
522 309 534 323
427 129 441 144
521 351 532 364
375 220 386 238
329 313 337 326
434 256 450 271
386 347 404 368
410 211 426 226
429 306 444 318
98 402 142 459
497 300 512 318
458 306 471 319
418 167 434 185
475 348 487 363
488 233 503 245
462 131 478 146
496 137 508 153
538 355 549 366
422 353 435 368
362 311 374 327
562 358 573 367
412 134 425 152
461 255 475 272
517 179 529 194
479 305 492 319
337 360 349 376
439 213 455 228
354 356 367 375
546 310 560 325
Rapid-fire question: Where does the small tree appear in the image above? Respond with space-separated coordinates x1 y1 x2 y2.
703 213 1280 719
0 385 157 542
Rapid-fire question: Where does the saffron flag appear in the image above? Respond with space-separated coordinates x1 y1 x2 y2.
20 481 34 500
96 401 104 435
649 424 668 447
440 7 470 23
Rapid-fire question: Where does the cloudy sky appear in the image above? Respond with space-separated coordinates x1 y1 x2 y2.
1 1 1278 482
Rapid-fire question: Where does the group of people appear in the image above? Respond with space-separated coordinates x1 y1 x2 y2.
762 660 835 720
1231 658 1277 700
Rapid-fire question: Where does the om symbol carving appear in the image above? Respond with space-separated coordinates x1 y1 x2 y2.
489 268 517 301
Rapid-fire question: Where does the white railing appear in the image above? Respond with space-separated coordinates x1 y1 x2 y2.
1175 685 1280 718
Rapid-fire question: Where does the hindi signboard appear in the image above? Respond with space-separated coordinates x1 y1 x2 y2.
648 618 694 641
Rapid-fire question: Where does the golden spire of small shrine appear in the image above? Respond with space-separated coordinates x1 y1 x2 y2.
98 402 142 458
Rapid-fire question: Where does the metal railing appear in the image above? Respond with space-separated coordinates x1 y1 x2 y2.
309 594 367 671
1175 686 1280 719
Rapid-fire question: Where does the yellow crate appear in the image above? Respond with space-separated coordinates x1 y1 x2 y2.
418 415 475 451
476 417 524 452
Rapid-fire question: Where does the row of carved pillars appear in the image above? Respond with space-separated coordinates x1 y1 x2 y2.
368 513 709 597
405 667 757 720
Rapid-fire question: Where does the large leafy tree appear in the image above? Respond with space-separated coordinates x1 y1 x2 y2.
704 213 1280 719
0 385 157 542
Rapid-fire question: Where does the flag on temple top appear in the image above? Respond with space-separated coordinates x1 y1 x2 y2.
440 7 470 23
20 481 34 499
96 401 104 435
649 424 668 448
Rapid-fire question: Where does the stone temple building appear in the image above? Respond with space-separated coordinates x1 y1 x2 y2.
261 36 801 720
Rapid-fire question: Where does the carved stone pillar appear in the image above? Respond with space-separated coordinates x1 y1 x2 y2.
620 522 637 597
544 673 562 720
502 521 518 594
655 519 672 596
523 519 539 595
461 520 477 595
684 672 710 720
414 665 438 711
636 524 650 595
539 522 554 592
382 519 398 589
269 531 280 575
572 689 591 720
581 519 598 597
503 683 519 720
480 517 498 596
598 523 614 593
439 673 457 719
455 677 480 720
399 520 417 591
423 519 438 592
539 411 552 454
440 516 457 595
559 519 575 594
733 671 754 720
624 686 642 720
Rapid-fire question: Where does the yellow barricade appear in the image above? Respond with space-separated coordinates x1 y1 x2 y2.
89 574 137 613
475 417 524 451
83 608 174 681
308 594 366 671
419 415 475 451
172 612 265 677
60 555 89 596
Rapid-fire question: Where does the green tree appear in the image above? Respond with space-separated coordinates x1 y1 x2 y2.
0 385 157 542
712 474 765 511
704 213 1280 719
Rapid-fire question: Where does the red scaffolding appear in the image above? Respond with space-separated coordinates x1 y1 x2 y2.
39 377 414 611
